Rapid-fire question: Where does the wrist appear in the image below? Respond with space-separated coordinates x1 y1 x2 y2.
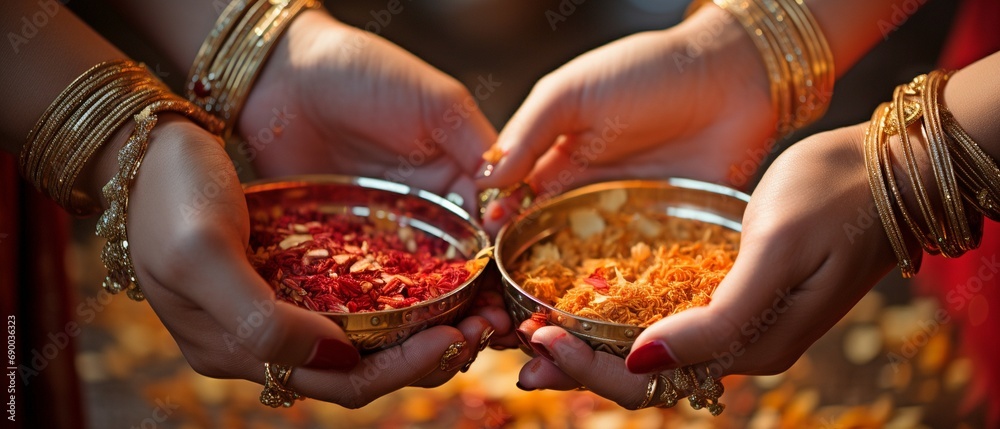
236 8 337 140
79 115 220 211
677 4 774 123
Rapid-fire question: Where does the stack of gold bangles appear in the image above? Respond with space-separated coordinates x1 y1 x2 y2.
688 0 834 137
187 0 321 137
865 70 1000 278
19 59 224 302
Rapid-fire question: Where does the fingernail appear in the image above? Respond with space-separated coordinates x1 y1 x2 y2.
475 161 497 180
304 338 361 371
529 339 554 362
488 204 506 221
625 339 678 374
516 381 536 391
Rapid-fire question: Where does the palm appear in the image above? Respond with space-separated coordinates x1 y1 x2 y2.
238 12 494 202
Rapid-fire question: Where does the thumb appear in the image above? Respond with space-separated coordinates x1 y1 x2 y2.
146 230 360 371
624 238 803 376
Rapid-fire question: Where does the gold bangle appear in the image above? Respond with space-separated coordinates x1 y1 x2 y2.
637 373 659 409
187 0 321 138
20 60 167 216
687 0 834 136
865 102 919 277
864 68 999 277
97 98 224 301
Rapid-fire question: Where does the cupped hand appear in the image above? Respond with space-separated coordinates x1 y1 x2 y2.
518 124 901 407
238 9 497 212
124 117 497 408
478 5 775 232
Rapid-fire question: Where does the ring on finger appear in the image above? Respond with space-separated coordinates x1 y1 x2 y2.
461 328 496 373
259 363 302 408
637 373 659 409
439 341 467 371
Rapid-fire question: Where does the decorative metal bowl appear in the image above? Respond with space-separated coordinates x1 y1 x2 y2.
244 175 491 353
495 179 749 358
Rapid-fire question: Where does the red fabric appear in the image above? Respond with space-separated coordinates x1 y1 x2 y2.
920 0 1000 423
0 152 83 429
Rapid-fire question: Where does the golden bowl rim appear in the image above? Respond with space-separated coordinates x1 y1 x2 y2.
243 174 492 323
495 178 750 330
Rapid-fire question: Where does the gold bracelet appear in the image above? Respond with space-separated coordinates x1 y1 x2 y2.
97 98 224 301
687 0 834 136
865 69 1000 277
20 60 164 216
187 0 321 137
865 102 919 277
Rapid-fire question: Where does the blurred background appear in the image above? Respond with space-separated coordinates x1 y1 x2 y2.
51 0 988 427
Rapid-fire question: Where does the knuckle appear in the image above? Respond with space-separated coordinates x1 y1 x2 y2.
185 354 228 379
245 318 290 362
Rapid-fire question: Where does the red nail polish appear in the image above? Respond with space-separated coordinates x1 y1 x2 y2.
529 339 554 362
304 338 361 371
488 204 506 221
625 340 678 374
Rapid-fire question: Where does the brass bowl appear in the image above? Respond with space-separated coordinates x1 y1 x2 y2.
496 179 749 358
244 175 491 353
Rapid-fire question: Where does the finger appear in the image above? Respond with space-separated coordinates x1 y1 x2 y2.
517 357 582 391
470 305 512 338
280 325 467 408
143 238 360 371
470 290 513 336
624 230 816 376
477 78 577 189
488 332 523 350
528 326 651 409
481 133 626 233
411 316 492 387
128 134 360 371
443 172 480 216
435 86 498 176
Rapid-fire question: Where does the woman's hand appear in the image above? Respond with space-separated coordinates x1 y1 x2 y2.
123 117 497 408
478 5 776 232
518 124 898 406
238 9 498 212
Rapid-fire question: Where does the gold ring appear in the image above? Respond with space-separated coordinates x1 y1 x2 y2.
260 363 302 408
478 181 536 220
637 373 659 409
478 327 496 352
673 366 726 416
439 341 466 371
653 373 679 408
460 327 496 373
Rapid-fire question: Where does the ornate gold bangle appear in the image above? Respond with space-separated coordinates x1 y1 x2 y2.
187 0 321 137
97 97 224 301
865 69 999 277
687 0 834 136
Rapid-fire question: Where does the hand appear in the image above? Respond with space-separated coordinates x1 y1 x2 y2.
123 117 497 408
238 9 498 213
518 124 898 407
477 5 776 232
